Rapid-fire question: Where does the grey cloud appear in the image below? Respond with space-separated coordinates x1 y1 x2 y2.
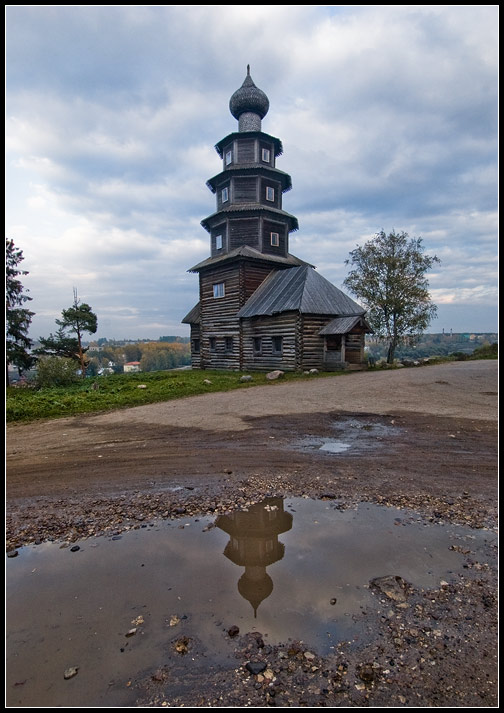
6 5 498 337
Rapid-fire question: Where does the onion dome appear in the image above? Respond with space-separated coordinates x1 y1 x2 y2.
229 65 269 122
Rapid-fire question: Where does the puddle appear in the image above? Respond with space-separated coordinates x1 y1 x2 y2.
296 416 401 455
6 498 493 707
318 440 351 453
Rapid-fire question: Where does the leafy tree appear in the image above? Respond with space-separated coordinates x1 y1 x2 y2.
344 230 440 363
140 348 175 372
6 238 35 384
35 356 81 388
122 344 142 362
36 290 98 377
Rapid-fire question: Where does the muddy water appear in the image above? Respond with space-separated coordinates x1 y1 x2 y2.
296 416 401 456
6 498 492 707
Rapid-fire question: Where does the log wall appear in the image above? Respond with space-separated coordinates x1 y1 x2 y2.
237 138 255 163
229 218 260 250
189 324 201 369
299 315 328 370
262 218 287 257
199 264 241 369
241 313 298 371
345 329 365 364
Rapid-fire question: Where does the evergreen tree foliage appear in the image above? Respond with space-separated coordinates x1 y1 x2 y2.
6 238 35 384
36 289 98 377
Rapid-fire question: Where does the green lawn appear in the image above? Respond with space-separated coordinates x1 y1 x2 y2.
6 368 346 423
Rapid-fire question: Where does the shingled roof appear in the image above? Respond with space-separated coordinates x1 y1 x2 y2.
237 265 365 318
188 245 311 273
319 315 372 335
181 302 201 324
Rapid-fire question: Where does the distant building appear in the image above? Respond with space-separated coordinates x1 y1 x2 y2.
87 342 102 352
123 361 141 373
183 67 371 371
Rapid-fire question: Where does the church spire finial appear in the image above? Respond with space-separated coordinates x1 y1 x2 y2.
229 67 269 132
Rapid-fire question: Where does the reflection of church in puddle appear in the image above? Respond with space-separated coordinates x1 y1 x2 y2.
216 498 292 616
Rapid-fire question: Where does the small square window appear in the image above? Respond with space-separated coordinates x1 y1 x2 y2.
215 234 223 250
272 336 283 354
225 150 232 165
213 282 225 298
222 187 229 202
261 148 270 163
253 337 262 354
266 186 274 201
270 232 280 247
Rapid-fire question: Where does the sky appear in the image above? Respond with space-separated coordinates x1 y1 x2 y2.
6 5 499 341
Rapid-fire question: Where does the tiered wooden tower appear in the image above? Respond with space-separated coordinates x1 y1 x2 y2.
183 68 371 371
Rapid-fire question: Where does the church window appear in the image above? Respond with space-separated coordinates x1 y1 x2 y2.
266 186 274 201
213 282 225 298
270 232 280 247
272 336 283 354
261 148 270 163
215 234 223 250
225 150 233 165
222 187 229 202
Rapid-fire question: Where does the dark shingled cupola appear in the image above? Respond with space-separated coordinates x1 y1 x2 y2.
229 65 270 132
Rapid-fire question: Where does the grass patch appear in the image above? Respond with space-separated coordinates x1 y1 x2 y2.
6 368 348 424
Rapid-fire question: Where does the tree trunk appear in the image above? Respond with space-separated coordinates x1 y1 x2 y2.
77 330 86 377
387 340 396 364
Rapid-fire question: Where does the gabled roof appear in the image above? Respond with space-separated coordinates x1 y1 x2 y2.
188 245 312 273
237 265 365 319
319 315 373 335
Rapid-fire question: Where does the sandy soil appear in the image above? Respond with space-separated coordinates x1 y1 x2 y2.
6 360 498 707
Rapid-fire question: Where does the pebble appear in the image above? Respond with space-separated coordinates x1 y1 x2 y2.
174 637 190 654
358 663 376 682
63 667 79 680
246 661 267 675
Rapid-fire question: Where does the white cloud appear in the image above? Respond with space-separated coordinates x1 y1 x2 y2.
6 5 498 338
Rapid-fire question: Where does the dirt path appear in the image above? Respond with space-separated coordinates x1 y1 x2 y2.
6 360 498 707
6 359 497 513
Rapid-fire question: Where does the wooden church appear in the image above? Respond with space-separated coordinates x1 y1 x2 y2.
182 67 371 371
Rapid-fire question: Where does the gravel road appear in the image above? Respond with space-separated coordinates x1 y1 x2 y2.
6 360 498 708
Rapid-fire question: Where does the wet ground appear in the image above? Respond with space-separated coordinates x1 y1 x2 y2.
6 362 499 707
6 497 497 707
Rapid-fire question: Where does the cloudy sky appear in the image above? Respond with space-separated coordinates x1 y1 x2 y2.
6 5 498 341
